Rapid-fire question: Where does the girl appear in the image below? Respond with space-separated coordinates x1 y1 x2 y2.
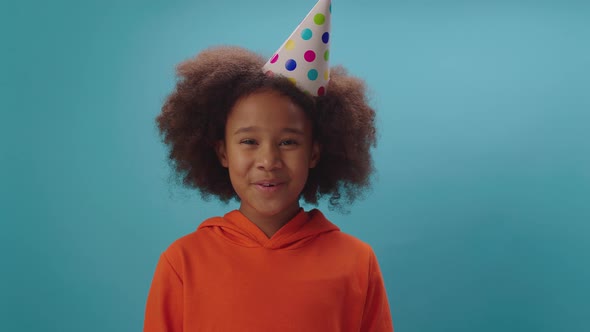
144 1 393 331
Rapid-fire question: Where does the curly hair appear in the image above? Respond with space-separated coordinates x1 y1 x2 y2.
156 46 376 210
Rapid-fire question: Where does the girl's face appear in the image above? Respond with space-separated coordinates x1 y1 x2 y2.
216 90 320 224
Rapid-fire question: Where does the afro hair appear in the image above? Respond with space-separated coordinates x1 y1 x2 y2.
156 46 377 210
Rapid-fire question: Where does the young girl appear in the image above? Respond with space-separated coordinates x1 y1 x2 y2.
144 1 393 331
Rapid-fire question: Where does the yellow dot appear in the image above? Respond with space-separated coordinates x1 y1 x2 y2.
324 70 329 80
288 77 297 85
285 40 295 50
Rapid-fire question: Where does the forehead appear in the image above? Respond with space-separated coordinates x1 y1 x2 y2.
227 91 311 130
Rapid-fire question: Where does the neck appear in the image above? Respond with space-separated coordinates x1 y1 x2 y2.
239 204 302 238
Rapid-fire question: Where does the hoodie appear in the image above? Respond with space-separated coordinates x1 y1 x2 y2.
144 209 393 332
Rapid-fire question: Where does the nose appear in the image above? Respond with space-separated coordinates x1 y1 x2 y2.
256 143 283 171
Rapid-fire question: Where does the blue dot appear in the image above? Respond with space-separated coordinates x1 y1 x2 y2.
301 28 313 40
285 59 297 71
322 32 330 44
307 69 318 81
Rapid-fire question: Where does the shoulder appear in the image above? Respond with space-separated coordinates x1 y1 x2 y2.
327 229 373 251
159 216 224 265
310 209 376 257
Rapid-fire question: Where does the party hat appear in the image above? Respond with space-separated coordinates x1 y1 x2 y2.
262 0 332 96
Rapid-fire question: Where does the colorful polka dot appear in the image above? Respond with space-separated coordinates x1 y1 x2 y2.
285 40 295 50
314 13 325 25
263 2 332 96
265 70 274 77
301 28 313 40
304 50 316 62
285 59 297 71
307 69 318 81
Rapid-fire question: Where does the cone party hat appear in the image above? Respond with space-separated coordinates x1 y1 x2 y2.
262 0 332 96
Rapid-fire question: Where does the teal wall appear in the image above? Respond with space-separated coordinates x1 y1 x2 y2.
1 0 588 331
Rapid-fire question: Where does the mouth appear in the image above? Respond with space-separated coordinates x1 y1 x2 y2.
254 181 284 192
259 183 277 187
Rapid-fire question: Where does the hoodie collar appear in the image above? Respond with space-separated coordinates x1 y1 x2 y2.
198 209 339 250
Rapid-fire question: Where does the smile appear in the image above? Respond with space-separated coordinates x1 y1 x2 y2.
255 182 284 192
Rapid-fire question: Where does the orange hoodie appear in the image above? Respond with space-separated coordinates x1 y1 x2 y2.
144 209 393 331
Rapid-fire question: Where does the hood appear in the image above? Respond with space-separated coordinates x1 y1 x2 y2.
197 209 339 250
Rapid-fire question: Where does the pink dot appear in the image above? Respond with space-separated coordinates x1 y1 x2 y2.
270 54 279 64
265 70 274 77
304 50 316 62
317 86 325 96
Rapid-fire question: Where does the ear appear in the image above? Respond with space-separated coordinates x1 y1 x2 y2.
309 141 321 168
215 140 229 168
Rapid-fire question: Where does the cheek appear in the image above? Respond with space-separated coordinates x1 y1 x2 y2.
227 151 252 175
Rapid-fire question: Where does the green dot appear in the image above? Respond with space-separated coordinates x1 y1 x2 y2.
314 13 325 25
324 50 330 61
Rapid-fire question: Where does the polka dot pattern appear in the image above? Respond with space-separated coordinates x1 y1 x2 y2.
314 13 325 25
301 28 313 40
304 50 316 62
285 59 297 71
307 69 318 81
285 40 295 50
261 0 331 96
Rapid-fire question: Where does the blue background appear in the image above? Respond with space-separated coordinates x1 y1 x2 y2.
1 0 589 331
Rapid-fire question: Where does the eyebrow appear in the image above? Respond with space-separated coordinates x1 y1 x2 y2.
233 126 305 135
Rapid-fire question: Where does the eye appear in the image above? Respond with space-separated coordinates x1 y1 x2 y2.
240 139 257 145
279 139 299 146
